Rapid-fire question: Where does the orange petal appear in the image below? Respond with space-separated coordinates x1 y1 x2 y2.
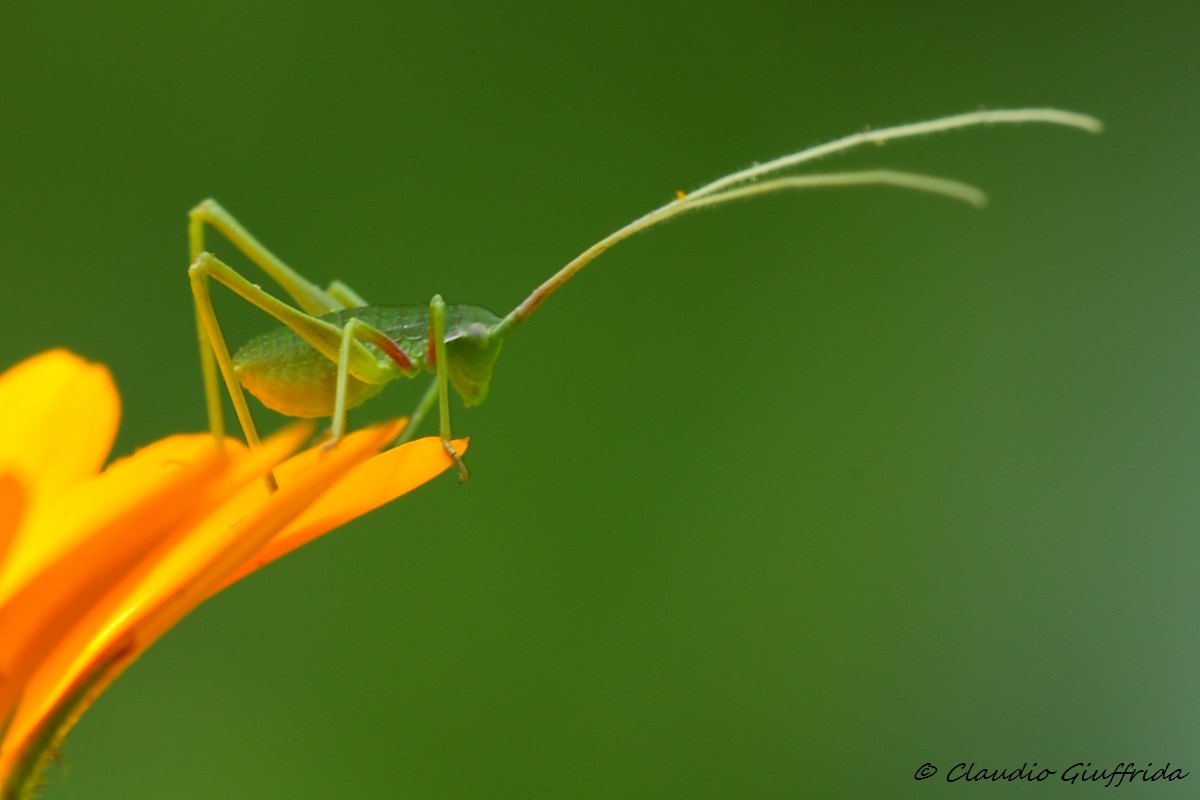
8 421 398 746
1 434 241 604
134 422 404 647
1 416 448 779
0 351 118 506
0 474 25 577
218 436 467 588
0 445 228 725
0 427 311 769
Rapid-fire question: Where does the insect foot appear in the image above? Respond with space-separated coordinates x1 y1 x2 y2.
443 439 470 482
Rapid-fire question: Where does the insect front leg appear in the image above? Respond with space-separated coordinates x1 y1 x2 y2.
429 295 469 482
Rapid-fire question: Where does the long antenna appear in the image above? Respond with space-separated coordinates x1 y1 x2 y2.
492 107 1101 338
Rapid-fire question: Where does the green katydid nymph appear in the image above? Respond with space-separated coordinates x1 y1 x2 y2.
190 108 1101 486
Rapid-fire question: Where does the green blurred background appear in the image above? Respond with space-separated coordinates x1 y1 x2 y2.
1 1 1197 797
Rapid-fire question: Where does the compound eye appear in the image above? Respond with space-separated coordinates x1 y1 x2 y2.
466 322 489 347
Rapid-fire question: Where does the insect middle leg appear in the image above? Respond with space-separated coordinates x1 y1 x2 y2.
331 317 418 445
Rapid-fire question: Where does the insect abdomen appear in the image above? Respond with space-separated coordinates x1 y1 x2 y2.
233 324 384 418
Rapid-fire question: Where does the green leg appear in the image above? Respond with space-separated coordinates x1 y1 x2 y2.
189 253 403 481
394 378 439 446
429 295 469 482
331 317 417 445
190 252 398 382
188 201 381 450
189 199 344 315
189 255 277 491
190 257 268 453
195 300 227 447
326 279 369 308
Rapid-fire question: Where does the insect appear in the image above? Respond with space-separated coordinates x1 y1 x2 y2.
190 108 1100 486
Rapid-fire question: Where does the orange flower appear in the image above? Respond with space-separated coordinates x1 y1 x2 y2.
0 350 465 797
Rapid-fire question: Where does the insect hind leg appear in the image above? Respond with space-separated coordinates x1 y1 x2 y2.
189 199 345 315
190 252 401 490
189 254 277 491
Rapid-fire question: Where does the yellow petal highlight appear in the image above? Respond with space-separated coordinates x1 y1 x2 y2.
0 350 118 507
